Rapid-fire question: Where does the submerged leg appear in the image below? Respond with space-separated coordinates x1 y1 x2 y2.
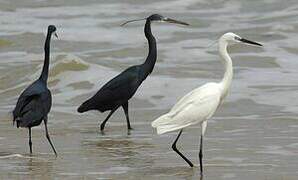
171 129 194 167
44 117 57 157
100 106 119 131
199 121 208 175
28 128 32 154
122 101 132 130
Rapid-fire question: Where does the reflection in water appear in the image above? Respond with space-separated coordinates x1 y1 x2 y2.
147 166 197 179
26 158 53 178
0 153 53 179
82 137 155 169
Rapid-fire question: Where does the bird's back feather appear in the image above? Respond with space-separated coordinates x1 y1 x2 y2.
78 66 141 113
13 80 51 128
152 83 222 134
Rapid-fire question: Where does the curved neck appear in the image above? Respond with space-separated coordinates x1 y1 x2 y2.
140 19 157 81
219 39 233 98
39 31 52 83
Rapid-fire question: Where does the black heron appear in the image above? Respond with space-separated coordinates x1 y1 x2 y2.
13 25 58 156
77 14 189 132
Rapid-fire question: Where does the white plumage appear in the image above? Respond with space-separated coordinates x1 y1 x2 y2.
152 82 221 134
151 32 262 173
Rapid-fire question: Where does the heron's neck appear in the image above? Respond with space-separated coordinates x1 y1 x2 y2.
140 19 157 80
219 40 233 98
39 32 52 83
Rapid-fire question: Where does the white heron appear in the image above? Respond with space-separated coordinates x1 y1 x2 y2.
152 32 262 174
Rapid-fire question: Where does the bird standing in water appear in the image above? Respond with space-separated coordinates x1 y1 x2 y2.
13 25 58 156
78 14 189 132
152 32 262 174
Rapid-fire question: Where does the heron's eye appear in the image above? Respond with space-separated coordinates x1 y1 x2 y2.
234 36 241 41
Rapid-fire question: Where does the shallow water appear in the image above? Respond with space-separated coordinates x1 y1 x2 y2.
0 0 298 179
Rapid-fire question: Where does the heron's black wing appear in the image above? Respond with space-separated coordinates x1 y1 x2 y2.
13 81 45 116
13 80 51 127
100 66 139 90
16 90 51 127
92 66 140 104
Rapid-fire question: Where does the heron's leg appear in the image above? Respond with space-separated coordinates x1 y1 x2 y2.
171 129 194 167
199 135 203 175
100 106 119 131
28 128 32 154
199 121 207 175
122 101 132 130
44 117 57 157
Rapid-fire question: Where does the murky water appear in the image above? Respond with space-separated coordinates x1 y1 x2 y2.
0 0 298 179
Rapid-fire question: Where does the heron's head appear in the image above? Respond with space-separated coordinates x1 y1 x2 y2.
147 14 165 22
121 14 189 26
221 32 262 47
48 25 58 38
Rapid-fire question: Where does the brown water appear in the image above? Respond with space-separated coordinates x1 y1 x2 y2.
0 0 298 179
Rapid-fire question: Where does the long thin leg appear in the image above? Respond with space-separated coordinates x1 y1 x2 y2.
199 135 203 175
200 121 207 175
28 128 32 154
100 106 119 131
44 117 57 157
122 101 132 130
172 129 194 167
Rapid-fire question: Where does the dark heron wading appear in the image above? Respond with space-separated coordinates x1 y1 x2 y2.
77 14 189 132
13 25 58 156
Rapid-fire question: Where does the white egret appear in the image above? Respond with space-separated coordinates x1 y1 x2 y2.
152 32 262 174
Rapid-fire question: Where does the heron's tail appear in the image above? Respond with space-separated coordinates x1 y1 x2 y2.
13 117 22 128
77 99 93 113
152 114 168 127
152 114 189 134
151 114 173 135
12 109 21 128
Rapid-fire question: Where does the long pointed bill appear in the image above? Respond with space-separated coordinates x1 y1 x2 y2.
54 32 58 39
164 18 189 26
240 38 262 46
121 18 147 26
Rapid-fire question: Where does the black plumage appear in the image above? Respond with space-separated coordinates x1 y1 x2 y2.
78 14 189 132
13 25 58 156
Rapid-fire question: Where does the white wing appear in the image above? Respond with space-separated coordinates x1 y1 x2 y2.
152 83 221 134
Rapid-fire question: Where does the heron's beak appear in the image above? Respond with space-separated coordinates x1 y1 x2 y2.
240 38 262 46
163 18 189 26
54 32 58 39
